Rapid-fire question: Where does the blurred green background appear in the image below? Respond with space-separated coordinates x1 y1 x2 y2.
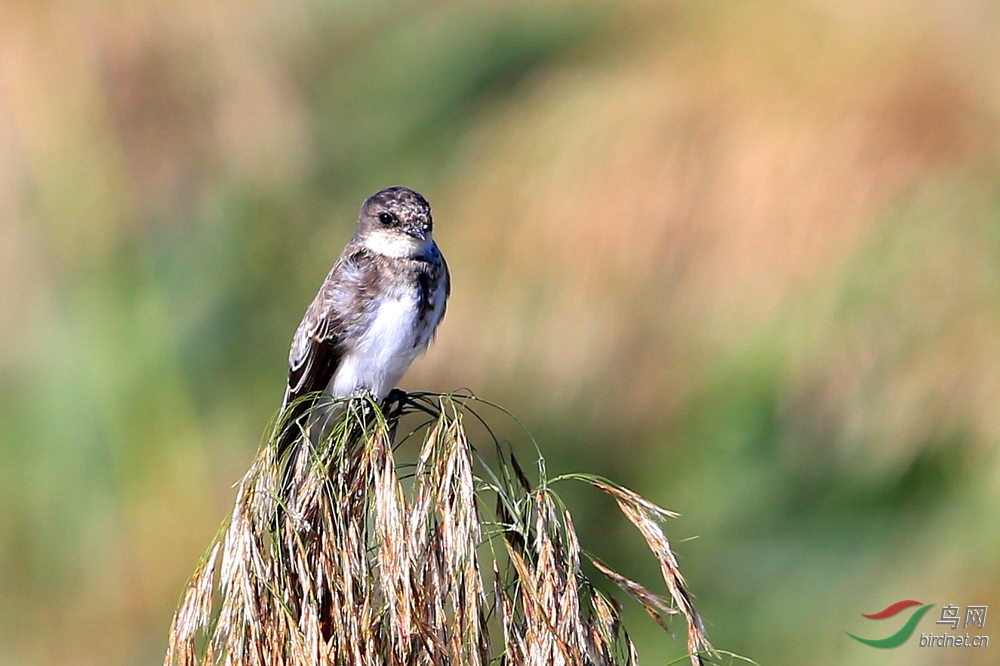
1 0 999 664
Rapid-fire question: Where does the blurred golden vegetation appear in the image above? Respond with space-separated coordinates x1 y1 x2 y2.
1 1 999 665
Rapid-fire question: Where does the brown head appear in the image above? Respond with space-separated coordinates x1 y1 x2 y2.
356 186 434 257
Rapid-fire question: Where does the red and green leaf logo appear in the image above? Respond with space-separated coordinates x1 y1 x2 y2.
847 600 935 648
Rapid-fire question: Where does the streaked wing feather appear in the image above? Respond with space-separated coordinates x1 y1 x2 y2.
277 248 374 454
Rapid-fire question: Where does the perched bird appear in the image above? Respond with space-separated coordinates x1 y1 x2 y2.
277 186 449 454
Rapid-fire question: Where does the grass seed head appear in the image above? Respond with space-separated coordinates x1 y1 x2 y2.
165 392 713 666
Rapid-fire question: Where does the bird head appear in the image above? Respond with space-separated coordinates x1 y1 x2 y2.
356 187 434 257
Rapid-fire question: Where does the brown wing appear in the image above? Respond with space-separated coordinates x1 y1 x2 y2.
276 247 376 455
285 296 345 405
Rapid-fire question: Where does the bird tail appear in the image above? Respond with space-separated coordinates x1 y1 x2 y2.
275 388 313 460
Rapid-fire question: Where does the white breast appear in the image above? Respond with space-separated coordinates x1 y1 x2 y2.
329 293 425 399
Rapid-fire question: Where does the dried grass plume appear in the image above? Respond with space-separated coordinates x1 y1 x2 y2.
165 391 718 666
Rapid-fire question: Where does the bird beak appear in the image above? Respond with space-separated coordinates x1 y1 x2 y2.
408 227 429 241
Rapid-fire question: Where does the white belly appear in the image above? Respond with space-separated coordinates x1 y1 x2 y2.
329 295 424 399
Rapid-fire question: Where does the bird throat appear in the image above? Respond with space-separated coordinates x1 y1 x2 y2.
361 230 430 258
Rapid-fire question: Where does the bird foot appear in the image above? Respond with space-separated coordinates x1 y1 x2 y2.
381 388 409 419
383 388 408 405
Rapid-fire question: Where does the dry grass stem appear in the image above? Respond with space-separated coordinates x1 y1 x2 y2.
165 392 713 666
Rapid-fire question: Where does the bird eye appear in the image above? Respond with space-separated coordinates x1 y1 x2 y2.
378 212 394 225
